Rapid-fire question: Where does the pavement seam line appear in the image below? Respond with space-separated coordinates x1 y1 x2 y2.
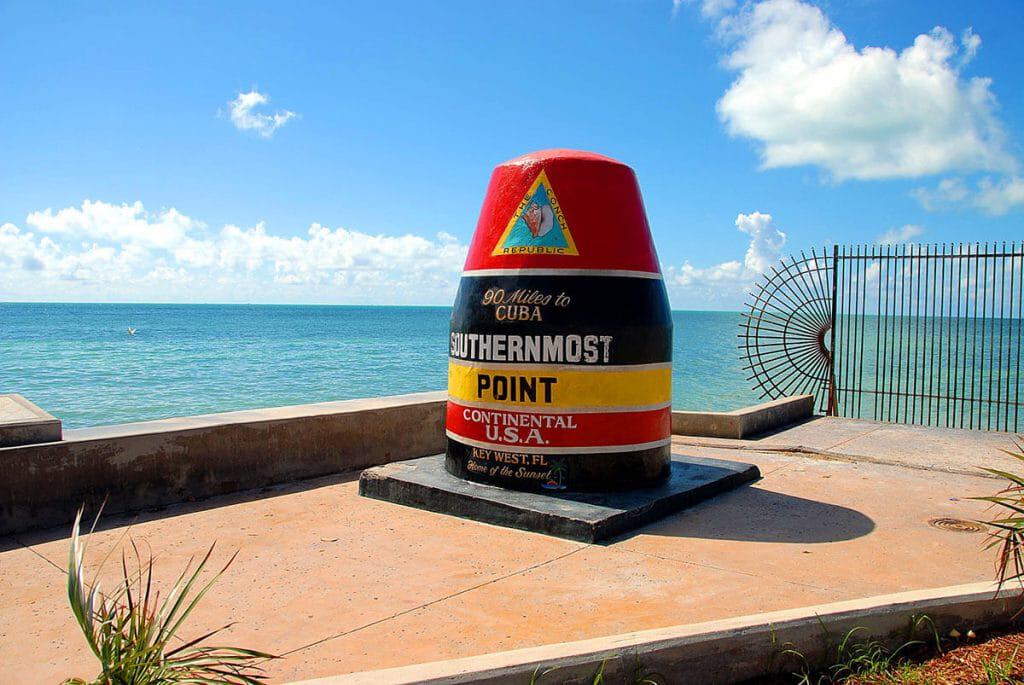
823 424 885 451
274 544 590 659
671 442 796 478
15 539 64 573
673 440 1000 480
757 461 796 477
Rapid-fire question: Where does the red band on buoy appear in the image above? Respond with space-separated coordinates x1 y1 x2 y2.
446 401 670 450
464 149 662 274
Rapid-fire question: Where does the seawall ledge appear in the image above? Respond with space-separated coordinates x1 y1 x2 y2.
63 391 447 441
0 393 63 447
0 391 446 536
671 394 814 439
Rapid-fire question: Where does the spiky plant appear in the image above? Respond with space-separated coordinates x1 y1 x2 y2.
63 506 274 685
975 439 1024 589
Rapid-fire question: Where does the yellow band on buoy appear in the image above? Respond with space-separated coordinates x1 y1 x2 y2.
447 361 671 409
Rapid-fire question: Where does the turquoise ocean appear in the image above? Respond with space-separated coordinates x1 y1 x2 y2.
0 303 760 429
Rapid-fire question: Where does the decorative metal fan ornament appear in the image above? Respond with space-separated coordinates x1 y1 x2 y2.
739 248 836 414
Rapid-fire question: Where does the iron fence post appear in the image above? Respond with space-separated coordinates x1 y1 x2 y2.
827 244 839 416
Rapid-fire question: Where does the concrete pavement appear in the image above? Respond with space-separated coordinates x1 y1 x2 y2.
675 415 1022 477
1 419 1013 683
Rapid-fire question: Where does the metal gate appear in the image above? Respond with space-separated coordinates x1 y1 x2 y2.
740 242 1024 432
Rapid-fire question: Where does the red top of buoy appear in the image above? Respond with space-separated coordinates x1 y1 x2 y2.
463 149 662 274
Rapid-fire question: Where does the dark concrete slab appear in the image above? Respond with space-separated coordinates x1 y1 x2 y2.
358 453 761 542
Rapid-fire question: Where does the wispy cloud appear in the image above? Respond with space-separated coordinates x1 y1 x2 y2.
876 224 924 245
228 90 296 138
960 27 981 65
675 0 736 18
975 176 1024 215
912 176 1024 215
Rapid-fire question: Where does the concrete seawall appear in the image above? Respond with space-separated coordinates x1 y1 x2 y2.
671 395 814 439
0 391 445 535
0 391 814 536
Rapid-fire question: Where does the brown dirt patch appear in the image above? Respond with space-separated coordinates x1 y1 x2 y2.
848 631 1024 685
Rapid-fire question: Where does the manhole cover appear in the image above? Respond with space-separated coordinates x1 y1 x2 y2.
928 517 984 533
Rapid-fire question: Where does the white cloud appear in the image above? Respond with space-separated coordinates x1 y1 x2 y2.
974 176 1024 215
213 221 465 287
0 223 61 271
913 175 1024 215
711 0 1015 181
665 211 786 305
910 177 969 211
228 90 296 138
0 200 466 304
736 210 786 272
26 200 198 250
876 224 924 245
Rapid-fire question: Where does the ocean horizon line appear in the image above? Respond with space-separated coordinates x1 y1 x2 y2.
0 304 760 428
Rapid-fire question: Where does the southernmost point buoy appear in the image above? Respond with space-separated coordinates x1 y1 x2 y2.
445 149 672 491
360 151 753 539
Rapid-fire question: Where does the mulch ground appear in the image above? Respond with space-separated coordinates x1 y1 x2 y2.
847 630 1024 685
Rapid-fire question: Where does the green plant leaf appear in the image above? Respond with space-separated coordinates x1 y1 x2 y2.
63 506 273 685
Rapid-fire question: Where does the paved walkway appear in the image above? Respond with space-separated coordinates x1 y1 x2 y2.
676 415 1022 477
0 419 1018 683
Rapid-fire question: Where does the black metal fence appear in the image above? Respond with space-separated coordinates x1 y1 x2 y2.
740 242 1023 432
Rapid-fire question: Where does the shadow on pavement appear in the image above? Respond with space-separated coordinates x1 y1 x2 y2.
0 470 360 553
634 486 875 543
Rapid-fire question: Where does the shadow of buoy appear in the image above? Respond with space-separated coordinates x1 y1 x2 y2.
633 487 876 543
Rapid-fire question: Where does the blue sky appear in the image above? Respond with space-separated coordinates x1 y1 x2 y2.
1 0 1022 308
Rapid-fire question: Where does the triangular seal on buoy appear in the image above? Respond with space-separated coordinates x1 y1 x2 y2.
491 170 579 256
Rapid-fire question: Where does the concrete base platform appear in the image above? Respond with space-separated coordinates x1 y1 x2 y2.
359 453 760 542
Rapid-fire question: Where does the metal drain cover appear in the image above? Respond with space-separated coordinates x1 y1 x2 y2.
928 517 985 533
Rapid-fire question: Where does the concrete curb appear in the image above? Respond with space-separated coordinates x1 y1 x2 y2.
672 395 814 439
289 582 1021 685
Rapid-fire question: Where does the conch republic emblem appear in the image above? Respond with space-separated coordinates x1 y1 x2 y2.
446 149 673 492
491 170 579 256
